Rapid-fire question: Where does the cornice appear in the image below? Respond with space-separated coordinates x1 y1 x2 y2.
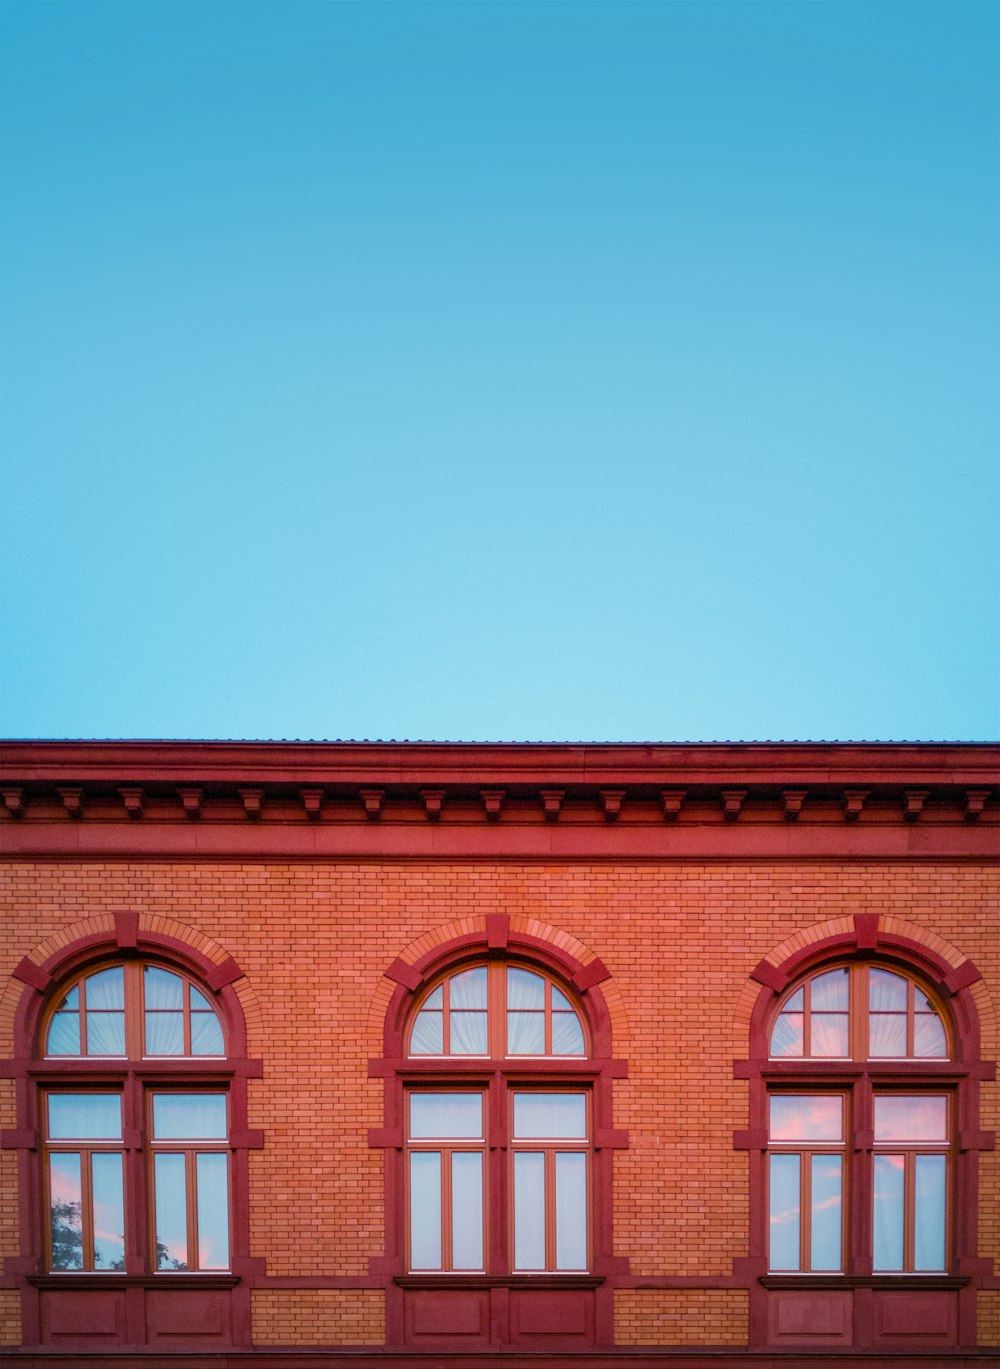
1 738 998 787
0 741 996 861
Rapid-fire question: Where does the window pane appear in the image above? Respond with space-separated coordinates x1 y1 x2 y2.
190 987 213 1012
555 1152 587 1270
551 986 573 1012
870 969 907 1010
423 985 444 1009
873 1154 905 1271
144 967 183 1008
513 1093 587 1140
86 967 124 1009
810 1155 842 1271
450 1010 488 1054
770 1012 803 1057
914 1154 946 1271
769 1095 842 1142
874 1095 947 1143
914 1013 947 1058
49 1153 84 1269
47 1012 81 1056
409 1151 441 1269
57 987 80 1010
768 1153 800 1271
410 1010 444 1055
551 1011 585 1056
410 1093 482 1140
153 1093 227 1140
450 1152 483 1270
507 1011 545 1054
869 1013 907 1057
91 1153 125 1270
154 1152 189 1270
449 967 487 1009
811 969 849 1010
196 1153 230 1269
811 1013 849 1057
191 1011 225 1055
49 1094 122 1140
146 1012 184 1055
513 1152 546 1270
783 987 804 1011
507 967 545 1009
86 1011 126 1056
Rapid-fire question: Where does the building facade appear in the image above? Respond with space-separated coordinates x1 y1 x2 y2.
0 739 998 1368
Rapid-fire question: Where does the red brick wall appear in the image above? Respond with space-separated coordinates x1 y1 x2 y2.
1 858 996 1348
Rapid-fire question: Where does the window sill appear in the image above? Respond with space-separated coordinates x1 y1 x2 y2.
760 1274 969 1290
395 1273 603 1289
28 1273 239 1290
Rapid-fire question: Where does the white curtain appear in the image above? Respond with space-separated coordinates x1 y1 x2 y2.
145 967 183 1008
86 968 124 1009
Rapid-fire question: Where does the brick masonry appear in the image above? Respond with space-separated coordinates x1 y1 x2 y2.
2 857 997 1349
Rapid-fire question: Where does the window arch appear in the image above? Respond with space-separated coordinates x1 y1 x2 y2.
408 962 587 1058
375 926 624 1350
742 931 990 1324
769 963 949 1062
404 959 591 1275
44 960 226 1059
11 944 252 1286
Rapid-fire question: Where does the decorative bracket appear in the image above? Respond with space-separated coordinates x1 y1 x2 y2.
177 787 202 819
903 790 930 822
540 789 564 821
721 790 747 822
964 789 990 822
660 789 685 821
1 787 24 817
600 790 626 822
360 789 384 820
300 788 324 820
118 787 144 819
57 787 83 819
781 789 807 821
481 789 505 821
238 788 263 820
420 789 445 821
843 789 870 822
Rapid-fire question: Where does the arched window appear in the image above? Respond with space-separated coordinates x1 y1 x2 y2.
375 929 624 1351
37 960 232 1275
404 962 590 1275
409 962 587 1058
763 963 956 1275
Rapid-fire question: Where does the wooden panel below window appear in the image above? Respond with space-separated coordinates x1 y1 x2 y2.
404 1289 490 1344
41 1289 126 1341
768 1290 853 1345
873 1289 957 1342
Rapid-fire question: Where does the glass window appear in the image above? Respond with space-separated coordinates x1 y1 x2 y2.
767 1093 845 1273
408 962 586 1058
401 959 597 1277
764 961 958 1279
38 962 232 1276
769 964 948 1062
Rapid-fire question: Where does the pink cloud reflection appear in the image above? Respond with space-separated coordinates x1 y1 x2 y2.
770 1096 842 1141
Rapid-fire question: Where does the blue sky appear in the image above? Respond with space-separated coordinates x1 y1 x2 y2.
1 0 997 742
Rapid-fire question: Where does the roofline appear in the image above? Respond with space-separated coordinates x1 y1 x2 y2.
1 738 998 789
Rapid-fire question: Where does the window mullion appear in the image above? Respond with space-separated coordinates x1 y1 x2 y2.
441 1149 453 1271
903 1150 915 1272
